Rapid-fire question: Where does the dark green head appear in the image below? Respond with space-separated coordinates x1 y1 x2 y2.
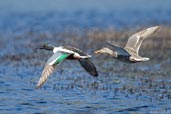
39 44 55 51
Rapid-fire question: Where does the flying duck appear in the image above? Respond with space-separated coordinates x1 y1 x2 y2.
36 44 98 88
95 26 160 63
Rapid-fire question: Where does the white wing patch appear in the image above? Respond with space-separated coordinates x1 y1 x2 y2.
53 47 75 54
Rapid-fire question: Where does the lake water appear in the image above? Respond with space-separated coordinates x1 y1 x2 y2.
0 1 171 114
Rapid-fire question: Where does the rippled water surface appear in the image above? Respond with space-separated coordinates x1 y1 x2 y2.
0 1 171 114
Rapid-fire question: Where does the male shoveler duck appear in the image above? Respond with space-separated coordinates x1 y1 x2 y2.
36 44 98 88
95 26 160 63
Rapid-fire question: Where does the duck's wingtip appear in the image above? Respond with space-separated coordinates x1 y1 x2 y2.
148 26 160 31
154 25 160 29
94 73 99 77
35 84 41 89
91 71 99 77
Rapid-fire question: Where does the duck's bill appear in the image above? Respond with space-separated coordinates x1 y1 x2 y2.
94 49 102 54
39 44 47 49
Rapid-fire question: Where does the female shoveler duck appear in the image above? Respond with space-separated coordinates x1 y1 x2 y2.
37 44 98 88
95 26 160 63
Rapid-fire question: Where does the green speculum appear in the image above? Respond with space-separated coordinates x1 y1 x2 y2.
55 53 69 64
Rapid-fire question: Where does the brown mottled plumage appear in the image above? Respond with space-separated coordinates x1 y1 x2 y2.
95 26 160 63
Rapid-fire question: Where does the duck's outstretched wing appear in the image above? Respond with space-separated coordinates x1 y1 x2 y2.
64 46 98 76
106 42 130 56
63 46 87 56
58 46 98 76
78 59 98 77
124 26 159 55
36 52 71 88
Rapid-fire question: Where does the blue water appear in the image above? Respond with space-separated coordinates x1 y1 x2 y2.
0 1 171 114
1 62 171 113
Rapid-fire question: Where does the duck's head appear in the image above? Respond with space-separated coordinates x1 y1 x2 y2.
39 44 55 51
94 47 117 58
